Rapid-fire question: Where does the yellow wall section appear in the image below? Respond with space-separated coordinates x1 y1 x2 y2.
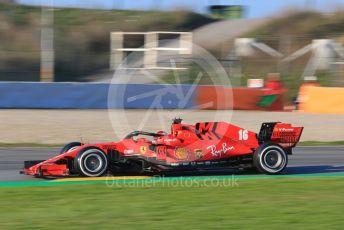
300 86 344 114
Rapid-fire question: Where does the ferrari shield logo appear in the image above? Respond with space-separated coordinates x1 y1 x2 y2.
140 146 147 154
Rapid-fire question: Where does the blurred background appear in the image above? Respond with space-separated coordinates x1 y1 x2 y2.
0 0 344 113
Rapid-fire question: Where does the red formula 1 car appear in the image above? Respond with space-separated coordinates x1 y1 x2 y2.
22 119 303 177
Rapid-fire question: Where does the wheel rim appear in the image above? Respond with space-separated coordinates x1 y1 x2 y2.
259 146 286 173
79 149 108 177
84 154 103 172
263 150 282 168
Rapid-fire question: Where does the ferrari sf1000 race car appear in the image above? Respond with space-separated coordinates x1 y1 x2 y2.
22 119 303 177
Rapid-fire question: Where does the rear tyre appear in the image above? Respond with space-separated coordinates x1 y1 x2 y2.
253 143 288 175
74 147 108 177
60 142 82 154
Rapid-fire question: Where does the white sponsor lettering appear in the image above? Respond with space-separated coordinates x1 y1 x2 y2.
206 143 234 157
124 149 134 154
279 128 294 132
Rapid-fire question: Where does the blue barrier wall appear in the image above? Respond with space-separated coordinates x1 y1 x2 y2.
0 82 196 109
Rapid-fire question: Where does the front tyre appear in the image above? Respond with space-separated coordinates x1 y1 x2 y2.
74 147 108 177
60 142 82 154
253 143 288 175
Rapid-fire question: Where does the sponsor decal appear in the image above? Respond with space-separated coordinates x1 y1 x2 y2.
194 149 204 159
184 133 191 138
170 160 235 167
101 145 113 150
279 128 294 132
124 149 134 154
175 148 189 160
163 138 177 142
206 143 234 157
139 146 147 154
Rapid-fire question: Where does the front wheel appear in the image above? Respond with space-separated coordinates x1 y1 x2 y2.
74 147 108 177
253 143 288 175
60 142 82 154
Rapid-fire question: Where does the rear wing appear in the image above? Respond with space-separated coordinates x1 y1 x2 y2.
258 122 303 148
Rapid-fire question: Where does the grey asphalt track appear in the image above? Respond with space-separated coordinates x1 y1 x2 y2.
0 146 343 181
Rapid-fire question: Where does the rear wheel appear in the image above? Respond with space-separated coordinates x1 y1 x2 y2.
60 142 82 154
253 143 288 175
74 147 108 177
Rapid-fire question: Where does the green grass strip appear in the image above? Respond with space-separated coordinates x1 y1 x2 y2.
2 173 344 187
1 176 344 229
